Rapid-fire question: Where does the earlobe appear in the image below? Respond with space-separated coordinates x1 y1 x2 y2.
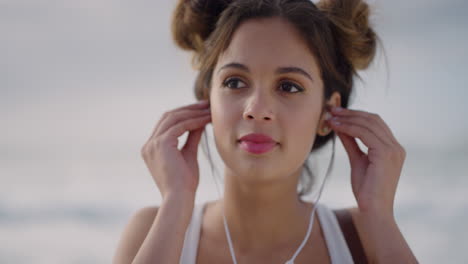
317 111 332 136
321 125 330 135
317 92 341 136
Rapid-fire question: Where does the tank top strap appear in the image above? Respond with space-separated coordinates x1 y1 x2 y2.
315 203 354 264
179 202 206 264
179 202 354 264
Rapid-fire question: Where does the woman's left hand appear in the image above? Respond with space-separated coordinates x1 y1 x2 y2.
326 106 406 217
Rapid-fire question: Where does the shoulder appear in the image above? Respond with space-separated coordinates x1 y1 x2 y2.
112 206 160 264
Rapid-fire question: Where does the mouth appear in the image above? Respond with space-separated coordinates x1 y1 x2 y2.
237 133 279 155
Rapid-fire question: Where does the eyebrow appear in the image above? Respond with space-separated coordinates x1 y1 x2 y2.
217 62 314 82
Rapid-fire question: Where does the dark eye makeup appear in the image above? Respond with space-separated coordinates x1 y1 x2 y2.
221 77 305 94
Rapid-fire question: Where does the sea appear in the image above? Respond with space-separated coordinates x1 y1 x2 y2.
1 138 467 263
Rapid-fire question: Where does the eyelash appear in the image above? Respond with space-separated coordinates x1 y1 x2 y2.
221 77 305 94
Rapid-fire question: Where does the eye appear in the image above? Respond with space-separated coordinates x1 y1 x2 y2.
222 77 247 89
279 81 304 93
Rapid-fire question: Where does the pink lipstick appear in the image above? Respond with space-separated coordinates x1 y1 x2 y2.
238 133 278 154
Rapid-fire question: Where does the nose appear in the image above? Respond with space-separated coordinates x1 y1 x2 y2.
242 90 275 122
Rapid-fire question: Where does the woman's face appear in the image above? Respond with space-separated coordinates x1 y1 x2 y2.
210 17 327 184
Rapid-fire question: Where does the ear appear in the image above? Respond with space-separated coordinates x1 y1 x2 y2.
317 91 341 136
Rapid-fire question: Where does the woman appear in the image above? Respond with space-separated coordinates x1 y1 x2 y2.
113 0 418 263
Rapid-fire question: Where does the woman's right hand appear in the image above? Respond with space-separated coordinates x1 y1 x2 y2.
140 100 211 200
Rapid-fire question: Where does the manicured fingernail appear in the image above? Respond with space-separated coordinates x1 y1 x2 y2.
330 117 340 125
324 112 332 120
332 106 343 112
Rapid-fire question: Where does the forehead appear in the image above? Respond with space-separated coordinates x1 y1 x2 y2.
215 17 320 76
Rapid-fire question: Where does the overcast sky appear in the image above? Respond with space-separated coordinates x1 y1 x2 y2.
2 0 468 157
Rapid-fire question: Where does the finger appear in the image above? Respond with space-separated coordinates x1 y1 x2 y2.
336 131 365 164
331 107 393 137
164 115 212 140
330 107 396 143
170 100 210 112
181 126 205 158
148 100 210 140
328 119 388 150
154 108 210 138
328 115 394 146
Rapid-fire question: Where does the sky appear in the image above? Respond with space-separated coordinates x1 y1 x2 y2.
2 0 468 156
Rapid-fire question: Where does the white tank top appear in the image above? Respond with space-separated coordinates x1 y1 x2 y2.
179 201 354 264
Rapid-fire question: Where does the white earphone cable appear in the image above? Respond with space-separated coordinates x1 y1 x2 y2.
215 134 335 264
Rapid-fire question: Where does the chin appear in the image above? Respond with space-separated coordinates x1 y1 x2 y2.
231 162 284 182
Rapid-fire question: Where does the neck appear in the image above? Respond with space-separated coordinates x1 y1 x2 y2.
218 169 314 254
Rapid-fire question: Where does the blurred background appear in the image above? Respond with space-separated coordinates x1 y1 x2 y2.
2 0 467 263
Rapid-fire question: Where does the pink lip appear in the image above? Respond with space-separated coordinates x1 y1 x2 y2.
238 133 278 154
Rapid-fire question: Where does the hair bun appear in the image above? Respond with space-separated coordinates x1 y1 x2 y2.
171 0 231 53
317 0 377 70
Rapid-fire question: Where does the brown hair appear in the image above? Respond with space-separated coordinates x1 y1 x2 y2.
171 0 379 196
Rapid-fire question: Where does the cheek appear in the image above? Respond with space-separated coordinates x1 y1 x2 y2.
210 93 225 126
286 111 320 151
209 95 242 168
210 93 236 143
